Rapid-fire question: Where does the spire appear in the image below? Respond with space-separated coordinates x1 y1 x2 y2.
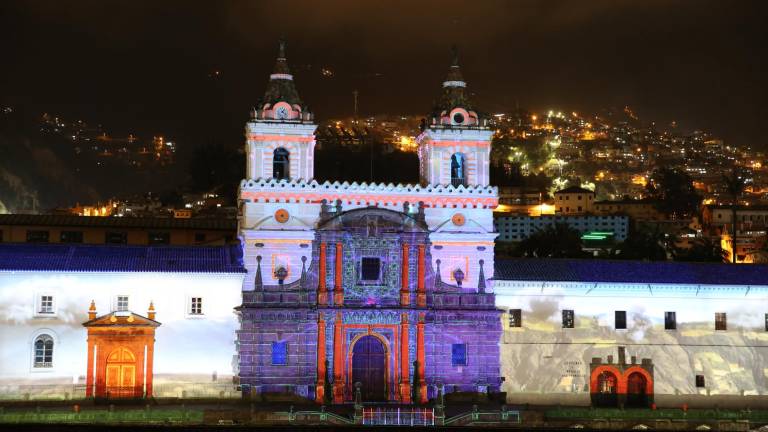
260 39 304 109
148 301 156 320
477 259 486 293
88 300 97 320
443 44 465 88
300 255 307 288
255 256 263 290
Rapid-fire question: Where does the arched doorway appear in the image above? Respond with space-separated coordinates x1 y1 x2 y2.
594 370 619 407
105 347 138 398
626 372 649 407
351 335 387 401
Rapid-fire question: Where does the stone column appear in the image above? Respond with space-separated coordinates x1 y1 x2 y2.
315 314 326 403
333 312 344 403
334 243 344 305
416 313 427 404
85 339 95 398
400 243 410 306
399 313 411 403
318 242 328 305
417 245 426 307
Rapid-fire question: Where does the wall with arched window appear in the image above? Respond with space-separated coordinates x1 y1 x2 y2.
29 329 58 371
450 153 466 187
273 148 290 180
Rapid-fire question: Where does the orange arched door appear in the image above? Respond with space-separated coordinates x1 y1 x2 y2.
105 348 138 398
626 372 649 407
594 370 619 407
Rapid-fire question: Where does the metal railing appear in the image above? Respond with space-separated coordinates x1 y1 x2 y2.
362 407 435 426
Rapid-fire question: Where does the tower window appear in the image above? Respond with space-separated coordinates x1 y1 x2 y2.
273 148 290 180
116 295 129 312
453 112 465 124
450 153 466 187
361 257 380 281
34 335 54 368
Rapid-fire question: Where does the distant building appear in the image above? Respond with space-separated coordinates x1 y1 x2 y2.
702 205 768 229
553 186 595 215
494 214 629 242
594 198 666 222
0 214 236 246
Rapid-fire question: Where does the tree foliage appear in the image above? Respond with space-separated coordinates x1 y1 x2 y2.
516 223 585 258
646 167 702 219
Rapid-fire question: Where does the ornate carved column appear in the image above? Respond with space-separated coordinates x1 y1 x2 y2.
417 244 426 307
315 314 326 403
399 313 411 403
333 312 344 403
334 242 344 305
416 312 427 404
400 243 410 306
318 242 328 305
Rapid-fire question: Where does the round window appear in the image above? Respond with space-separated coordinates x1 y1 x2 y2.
453 112 465 124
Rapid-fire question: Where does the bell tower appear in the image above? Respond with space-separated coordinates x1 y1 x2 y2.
245 40 317 181
417 47 493 187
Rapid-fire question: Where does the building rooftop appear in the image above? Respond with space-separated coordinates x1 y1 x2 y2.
0 243 246 273
494 258 768 286
0 214 237 230
555 186 595 195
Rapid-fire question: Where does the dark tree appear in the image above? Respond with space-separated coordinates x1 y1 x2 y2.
646 167 702 219
612 224 669 261
675 236 726 263
722 168 747 263
516 223 585 258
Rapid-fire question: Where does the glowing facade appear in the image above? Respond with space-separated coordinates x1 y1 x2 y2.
237 43 501 402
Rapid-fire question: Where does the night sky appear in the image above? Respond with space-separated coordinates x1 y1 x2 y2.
2 0 767 149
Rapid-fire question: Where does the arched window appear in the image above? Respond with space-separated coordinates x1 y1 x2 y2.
34 335 54 368
450 153 466 186
273 148 290 180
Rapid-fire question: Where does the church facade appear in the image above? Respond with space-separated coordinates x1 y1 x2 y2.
236 43 501 403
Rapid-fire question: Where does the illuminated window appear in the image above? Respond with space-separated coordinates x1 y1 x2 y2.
715 312 727 330
116 296 129 312
562 310 575 328
273 148 290 180
451 343 467 366
695 375 705 388
665 312 677 330
190 297 203 315
361 257 380 281
615 311 627 329
509 309 522 328
34 335 54 368
272 341 288 365
39 296 54 314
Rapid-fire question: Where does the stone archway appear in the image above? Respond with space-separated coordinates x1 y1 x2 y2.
626 371 650 407
351 335 387 402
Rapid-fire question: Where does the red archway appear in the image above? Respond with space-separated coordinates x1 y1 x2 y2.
590 366 621 407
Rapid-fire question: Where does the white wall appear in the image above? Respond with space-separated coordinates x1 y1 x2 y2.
0 271 244 385
494 281 768 404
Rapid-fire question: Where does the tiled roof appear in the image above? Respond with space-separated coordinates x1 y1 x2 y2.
0 243 246 273
494 258 768 286
0 214 236 230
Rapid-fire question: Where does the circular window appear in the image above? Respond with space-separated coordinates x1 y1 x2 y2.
274 209 290 223
453 112 465 124
451 213 466 226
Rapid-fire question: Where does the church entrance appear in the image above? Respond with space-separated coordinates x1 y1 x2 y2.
352 335 387 402
105 347 138 398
